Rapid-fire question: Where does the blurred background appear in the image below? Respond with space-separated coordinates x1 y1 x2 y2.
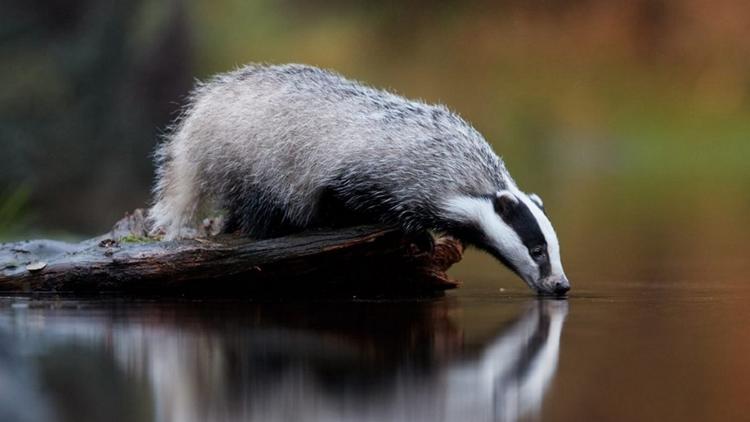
1 0 749 278
2 2 750 421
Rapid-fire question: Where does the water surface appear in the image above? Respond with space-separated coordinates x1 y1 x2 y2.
1 258 748 422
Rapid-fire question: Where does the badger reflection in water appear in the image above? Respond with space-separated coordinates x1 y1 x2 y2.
443 300 568 421
0 299 568 422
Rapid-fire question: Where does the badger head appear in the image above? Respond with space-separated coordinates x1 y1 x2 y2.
442 188 569 296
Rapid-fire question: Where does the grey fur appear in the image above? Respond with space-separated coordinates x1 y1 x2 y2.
149 63 512 239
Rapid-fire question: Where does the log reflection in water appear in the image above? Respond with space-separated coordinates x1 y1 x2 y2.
0 298 567 422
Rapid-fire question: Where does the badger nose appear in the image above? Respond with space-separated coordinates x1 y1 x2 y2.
553 277 570 296
553 283 570 296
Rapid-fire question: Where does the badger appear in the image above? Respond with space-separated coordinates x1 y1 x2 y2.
149 63 570 295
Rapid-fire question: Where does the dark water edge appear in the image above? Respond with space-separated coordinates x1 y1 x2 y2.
1 273 749 422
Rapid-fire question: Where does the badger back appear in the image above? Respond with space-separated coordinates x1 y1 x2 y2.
152 64 507 234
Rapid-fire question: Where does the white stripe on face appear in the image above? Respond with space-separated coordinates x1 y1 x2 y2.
441 195 540 287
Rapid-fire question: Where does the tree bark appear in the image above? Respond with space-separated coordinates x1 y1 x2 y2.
0 210 464 297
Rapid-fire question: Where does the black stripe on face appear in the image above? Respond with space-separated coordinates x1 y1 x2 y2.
494 196 552 278
438 216 524 279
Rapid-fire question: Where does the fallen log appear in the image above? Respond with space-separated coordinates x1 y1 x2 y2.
0 210 464 297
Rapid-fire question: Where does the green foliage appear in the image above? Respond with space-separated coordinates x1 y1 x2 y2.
0 187 32 240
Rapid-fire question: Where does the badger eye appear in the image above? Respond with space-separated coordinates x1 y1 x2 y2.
530 246 546 259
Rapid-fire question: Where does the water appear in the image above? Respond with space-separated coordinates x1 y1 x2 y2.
1 260 748 422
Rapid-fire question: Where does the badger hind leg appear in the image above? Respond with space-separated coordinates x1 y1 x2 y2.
148 149 201 240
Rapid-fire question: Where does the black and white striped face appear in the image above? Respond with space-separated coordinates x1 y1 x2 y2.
443 189 570 295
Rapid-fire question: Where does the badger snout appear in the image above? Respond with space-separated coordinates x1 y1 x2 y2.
537 276 570 297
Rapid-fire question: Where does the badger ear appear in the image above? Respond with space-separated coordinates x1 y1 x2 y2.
493 191 518 216
529 193 545 210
